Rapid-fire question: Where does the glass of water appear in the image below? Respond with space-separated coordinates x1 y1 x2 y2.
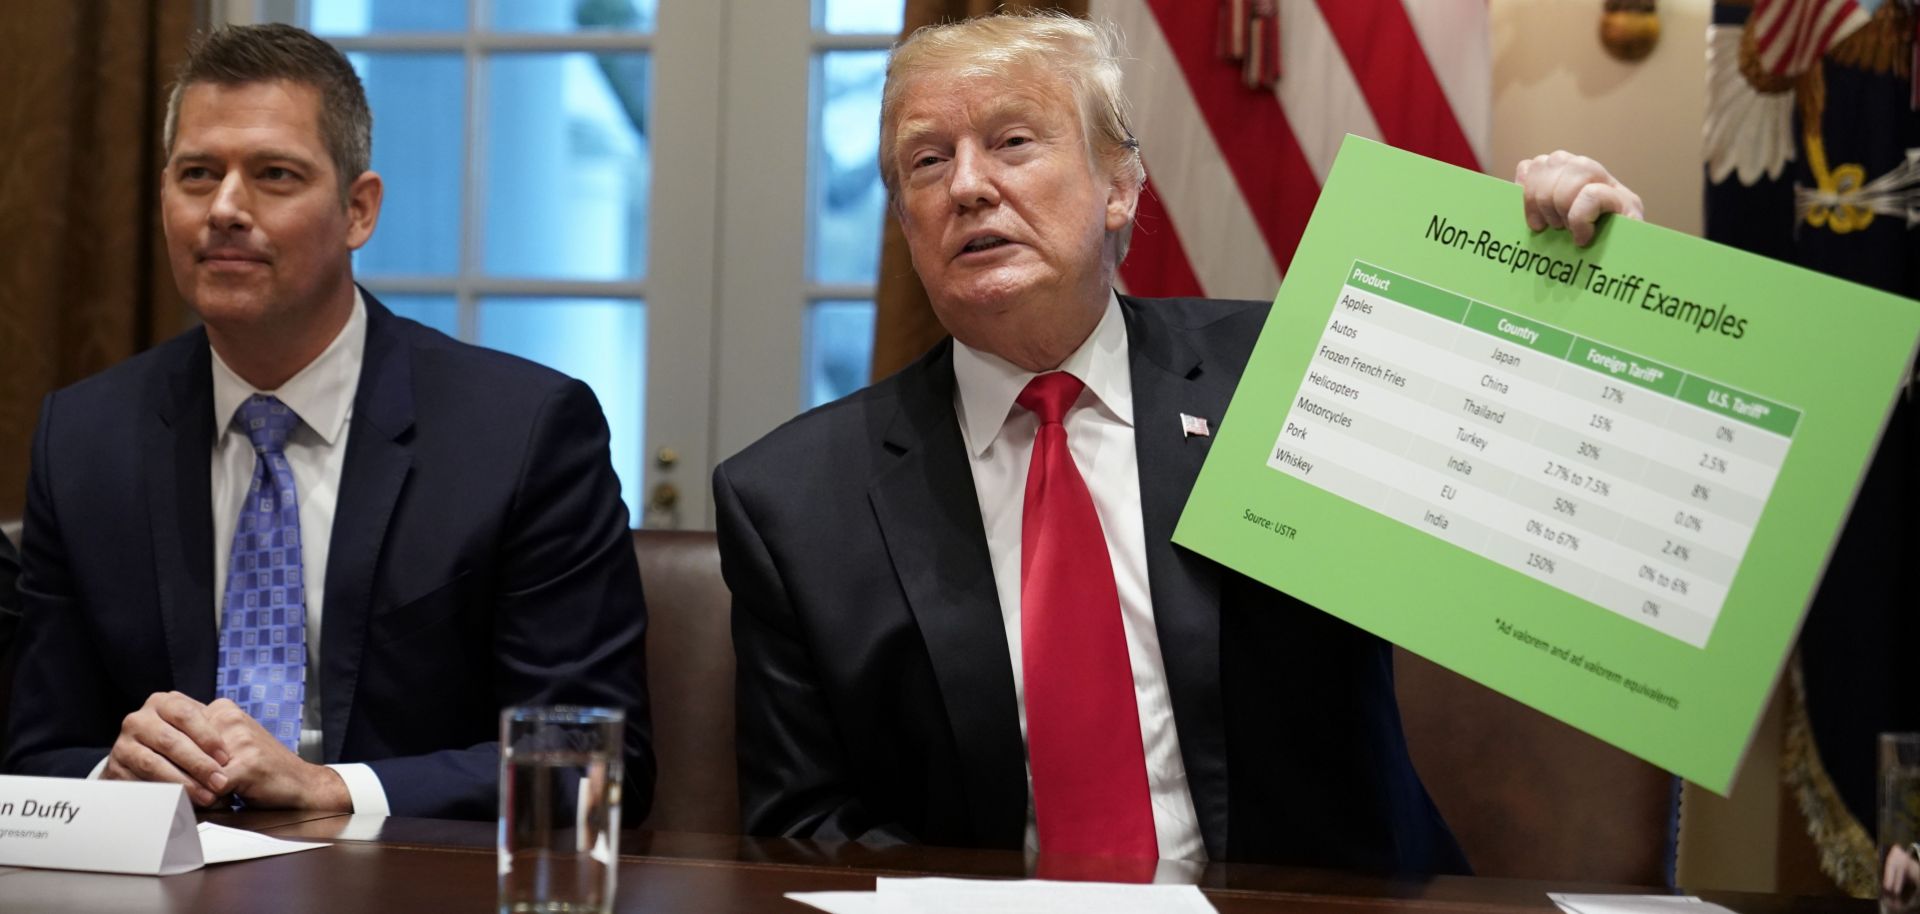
1882 733 1920 914
499 706 625 914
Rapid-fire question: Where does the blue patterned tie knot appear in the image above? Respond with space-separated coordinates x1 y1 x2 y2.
239 394 300 455
219 394 308 753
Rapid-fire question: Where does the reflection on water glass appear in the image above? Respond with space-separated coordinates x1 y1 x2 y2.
499 706 624 914
1882 733 1920 913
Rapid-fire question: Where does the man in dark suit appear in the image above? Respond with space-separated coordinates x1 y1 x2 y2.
715 12 1639 871
0 531 17 637
0 528 18 688
3 24 652 821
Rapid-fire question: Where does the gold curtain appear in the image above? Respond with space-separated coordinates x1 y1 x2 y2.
0 1 200 518
868 0 1089 382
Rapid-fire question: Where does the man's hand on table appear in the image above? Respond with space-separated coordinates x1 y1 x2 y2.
102 690 350 812
204 698 350 812
1515 150 1644 247
104 691 230 807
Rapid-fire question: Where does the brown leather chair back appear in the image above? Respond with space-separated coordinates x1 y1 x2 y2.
1395 647 1675 885
632 529 738 834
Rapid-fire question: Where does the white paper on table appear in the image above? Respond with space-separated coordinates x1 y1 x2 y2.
195 822 329 864
785 890 884 914
787 878 1216 914
882 877 1215 913
1550 893 1737 914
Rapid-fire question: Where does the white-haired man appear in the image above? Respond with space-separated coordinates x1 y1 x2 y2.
715 12 1640 870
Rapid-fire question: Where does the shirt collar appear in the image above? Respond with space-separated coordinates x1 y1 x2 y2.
952 291 1133 458
210 288 368 446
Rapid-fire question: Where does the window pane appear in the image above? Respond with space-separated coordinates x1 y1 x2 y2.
483 54 652 281
308 0 466 34
477 298 647 523
349 53 464 276
491 0 658 33
806 300 875 408
820 0 903 35
811 51 887 285
377 294 459 337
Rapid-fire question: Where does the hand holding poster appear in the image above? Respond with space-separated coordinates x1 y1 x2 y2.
1174 137 1920 793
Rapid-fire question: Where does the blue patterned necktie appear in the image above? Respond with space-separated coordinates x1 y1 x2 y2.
217 394 308 752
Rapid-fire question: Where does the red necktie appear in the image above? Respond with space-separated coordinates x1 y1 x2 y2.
1017 371 1158 861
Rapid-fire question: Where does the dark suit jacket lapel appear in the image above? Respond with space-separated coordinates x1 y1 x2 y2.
866 342 1028 848
1123 295 1234 860
147 333 219 699
321 295 416 762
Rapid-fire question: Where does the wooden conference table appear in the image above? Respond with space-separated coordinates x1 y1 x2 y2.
0 812 1868 913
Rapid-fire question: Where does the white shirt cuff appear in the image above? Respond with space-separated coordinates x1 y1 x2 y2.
328 762 390 816
91 754 387 816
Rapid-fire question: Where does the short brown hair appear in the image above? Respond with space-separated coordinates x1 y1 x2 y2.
163 23 372 199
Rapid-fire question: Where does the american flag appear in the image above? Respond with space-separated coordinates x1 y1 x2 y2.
1745 0 1873 78
1093 0 1492 300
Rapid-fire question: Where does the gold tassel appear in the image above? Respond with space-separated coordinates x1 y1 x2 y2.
1782 656 1878 898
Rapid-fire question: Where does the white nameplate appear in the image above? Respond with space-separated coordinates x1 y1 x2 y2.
0 775 203 875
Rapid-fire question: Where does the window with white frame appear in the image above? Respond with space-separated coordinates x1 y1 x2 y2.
225 0 906 528
239 0 658 520
805 2 902 408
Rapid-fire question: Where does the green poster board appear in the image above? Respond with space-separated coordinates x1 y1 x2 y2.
1173 137 1920 793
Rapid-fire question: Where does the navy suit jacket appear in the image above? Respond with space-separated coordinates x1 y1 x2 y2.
715 295 1467 874
4 294 654 821
0 533 16 613
0 530 17 676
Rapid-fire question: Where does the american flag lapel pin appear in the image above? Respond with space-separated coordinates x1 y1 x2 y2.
1180 413 1211 438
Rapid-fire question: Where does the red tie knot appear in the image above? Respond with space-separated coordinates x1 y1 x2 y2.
1017 372 1086 426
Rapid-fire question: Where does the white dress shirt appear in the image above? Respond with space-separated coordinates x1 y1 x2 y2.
92 292 389 815
952 293 1206 862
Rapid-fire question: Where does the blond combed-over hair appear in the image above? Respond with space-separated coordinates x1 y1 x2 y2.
878 10 1146 203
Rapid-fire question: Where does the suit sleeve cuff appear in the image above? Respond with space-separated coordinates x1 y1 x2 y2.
86 755 109 780
329 762 390 816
